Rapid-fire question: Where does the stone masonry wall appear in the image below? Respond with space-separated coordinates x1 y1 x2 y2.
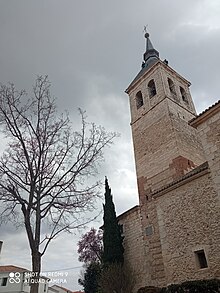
125 50 220 290
128 62 205 203
131 97 205 202
118 207 147 292
193 105 220 198
153 171 220 285
139 199 166 288
132 99 178 181
167 100 205 168
119 164 220 291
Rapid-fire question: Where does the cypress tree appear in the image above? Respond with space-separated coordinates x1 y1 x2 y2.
78 262 101 293
102 177 124 265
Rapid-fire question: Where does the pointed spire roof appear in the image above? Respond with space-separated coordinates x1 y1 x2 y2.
146 35 155 50
125 31 160 93
143 31 159 66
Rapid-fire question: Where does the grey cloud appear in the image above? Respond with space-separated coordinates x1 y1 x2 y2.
0 0 220 290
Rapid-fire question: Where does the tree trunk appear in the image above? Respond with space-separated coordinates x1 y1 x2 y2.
30 250 41 293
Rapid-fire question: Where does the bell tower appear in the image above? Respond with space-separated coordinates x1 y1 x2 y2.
126 32 205 204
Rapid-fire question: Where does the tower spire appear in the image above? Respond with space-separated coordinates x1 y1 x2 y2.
126 30 161 92
142 31 159 67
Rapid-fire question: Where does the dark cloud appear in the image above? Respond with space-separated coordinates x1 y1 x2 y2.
0 0 220 290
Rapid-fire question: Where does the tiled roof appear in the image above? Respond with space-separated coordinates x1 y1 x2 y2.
189 100 220 126
0 265 29 273
117 205 139 221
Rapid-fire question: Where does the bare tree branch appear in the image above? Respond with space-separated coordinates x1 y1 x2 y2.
0 76 117 293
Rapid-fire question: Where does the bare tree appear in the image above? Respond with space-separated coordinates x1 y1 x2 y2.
0 76 117 293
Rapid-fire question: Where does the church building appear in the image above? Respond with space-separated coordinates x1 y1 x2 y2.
118 32 220 290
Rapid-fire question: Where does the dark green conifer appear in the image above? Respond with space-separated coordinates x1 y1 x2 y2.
102 177 124 265
78 262 101 293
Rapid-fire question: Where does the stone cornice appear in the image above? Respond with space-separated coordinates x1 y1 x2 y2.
152 162 209 198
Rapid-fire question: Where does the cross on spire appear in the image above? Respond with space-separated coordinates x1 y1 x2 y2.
143 25 148 34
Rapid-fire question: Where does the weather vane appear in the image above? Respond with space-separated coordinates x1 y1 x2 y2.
143 25 148 34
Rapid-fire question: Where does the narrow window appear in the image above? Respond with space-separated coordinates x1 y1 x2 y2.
180 86 188 103
148 79 157 98
1 278 7 286
168 78 176 96
195 250 208 269
136 91 143 109
145 226 153 236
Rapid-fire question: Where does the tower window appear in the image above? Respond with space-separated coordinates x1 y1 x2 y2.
194 249 208 269
180 86 188 103
168 78 176 96
136 91 144 109
145 226 153 236
148 79 157 98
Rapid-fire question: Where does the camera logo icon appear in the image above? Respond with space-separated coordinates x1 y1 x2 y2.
9 272 21 284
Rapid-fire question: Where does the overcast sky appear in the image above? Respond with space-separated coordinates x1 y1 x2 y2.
0 0 220 291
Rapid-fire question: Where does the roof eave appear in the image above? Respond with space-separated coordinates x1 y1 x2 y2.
189 100 220 128
125 60 191 95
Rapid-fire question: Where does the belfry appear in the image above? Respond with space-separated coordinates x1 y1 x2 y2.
126 32 205 204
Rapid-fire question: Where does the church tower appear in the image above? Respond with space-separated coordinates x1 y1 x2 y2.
120 32 220 290
125 32 205 204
